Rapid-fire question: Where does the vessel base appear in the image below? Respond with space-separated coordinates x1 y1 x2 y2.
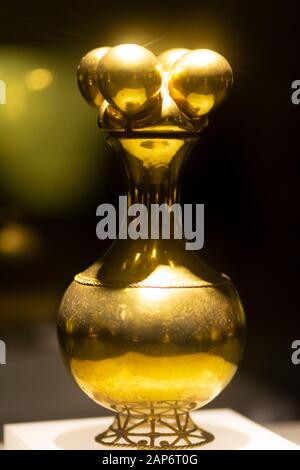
95 403 214 449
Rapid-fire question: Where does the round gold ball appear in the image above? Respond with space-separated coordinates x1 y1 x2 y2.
97 44 162 116
169 49 233 117
158 48 190 72
77 47 110 107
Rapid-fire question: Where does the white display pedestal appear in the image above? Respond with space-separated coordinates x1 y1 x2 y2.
4 408 299 450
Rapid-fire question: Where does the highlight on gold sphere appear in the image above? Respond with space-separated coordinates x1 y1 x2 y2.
97 44 162 115
169 49 233 117
77 47 110 107
158 48 190 72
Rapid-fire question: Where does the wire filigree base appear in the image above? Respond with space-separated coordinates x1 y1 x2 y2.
95 402 214 449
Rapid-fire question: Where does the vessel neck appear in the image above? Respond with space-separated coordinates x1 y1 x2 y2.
108 135 197 210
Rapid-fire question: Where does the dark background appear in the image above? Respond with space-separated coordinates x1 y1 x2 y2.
0 0 299 437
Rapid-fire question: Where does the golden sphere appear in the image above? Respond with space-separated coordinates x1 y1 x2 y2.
77 47 110 107
169 49 233 117
97 44 162 115
158 48 190 72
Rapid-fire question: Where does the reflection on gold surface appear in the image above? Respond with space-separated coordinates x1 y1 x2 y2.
121 138 184 168
113 87 148 112
25 68 53 91
137 265 210 302
169 49 233 117
140 264 199 286
71 351 236 407
186 92 215 116
97 44 162 115
158 48 190 72
78 47 110 107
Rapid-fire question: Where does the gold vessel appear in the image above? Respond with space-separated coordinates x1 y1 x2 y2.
57 44 246 449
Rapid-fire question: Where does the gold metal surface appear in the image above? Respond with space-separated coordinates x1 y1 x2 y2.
78 47 110 107
96 403 214 449
97 44 162 116
169 49 233 117
158 48 191 72
58 43 246 449
77 44 232 133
